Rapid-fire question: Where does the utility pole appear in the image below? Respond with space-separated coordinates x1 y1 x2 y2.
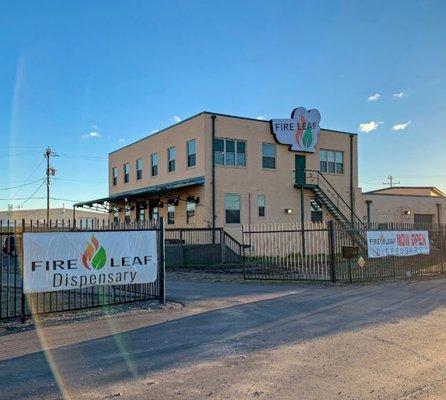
45 147 57 225
383 175 400 188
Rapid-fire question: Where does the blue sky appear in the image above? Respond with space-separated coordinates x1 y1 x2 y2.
1 0 446 210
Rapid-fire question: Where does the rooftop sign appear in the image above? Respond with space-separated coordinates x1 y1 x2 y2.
270 107 321 153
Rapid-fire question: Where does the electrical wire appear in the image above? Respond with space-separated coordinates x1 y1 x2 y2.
0 178 45 191
17 181 46 208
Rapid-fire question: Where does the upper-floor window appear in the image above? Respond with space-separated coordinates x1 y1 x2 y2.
214 138 246 167
167 146 176 172
320 150 344 174
136 158 143 180
112 167 118 186
123 162 130 183
187 139 196 168
262 143 276 169
224 193 241 224
151 153 158 177
257 195 266 217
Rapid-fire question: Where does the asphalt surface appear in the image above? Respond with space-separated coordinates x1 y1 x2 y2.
1 275 446 399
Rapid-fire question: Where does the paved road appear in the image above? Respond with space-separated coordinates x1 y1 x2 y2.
1 276 446 399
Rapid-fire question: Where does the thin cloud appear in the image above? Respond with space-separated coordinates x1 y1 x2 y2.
392 120 411 131
150 129 159 134
172 116 182 123
359 121 382 133
393 91 406 98
256 116 265 120
367 93 381 102
118 138 125 142
82 131 101 139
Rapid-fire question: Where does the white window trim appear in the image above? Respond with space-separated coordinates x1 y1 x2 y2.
224 193 241 225
320 149 344 175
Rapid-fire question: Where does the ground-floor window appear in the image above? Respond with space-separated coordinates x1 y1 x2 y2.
151 207 159 224
167 204 175 225
125 208 131 224
311 200 323 222
257 194 266 217
224 194 241 224
138 207 145 222
186 200 196 224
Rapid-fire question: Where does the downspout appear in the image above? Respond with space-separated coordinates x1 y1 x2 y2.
350 134 355 226
211 115 217 235
366 200 372 227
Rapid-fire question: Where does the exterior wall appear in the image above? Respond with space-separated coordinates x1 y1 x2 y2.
108 115 206 195
108 111 360 237
0 208 108 226
361 194 446 224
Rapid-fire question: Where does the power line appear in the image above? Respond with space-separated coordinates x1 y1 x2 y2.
17 180 46 208
383 175 400 187
0 178 45 191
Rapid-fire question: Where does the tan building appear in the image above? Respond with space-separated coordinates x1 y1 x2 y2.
0 207 108 227
361 187 446 225
75 110 362 238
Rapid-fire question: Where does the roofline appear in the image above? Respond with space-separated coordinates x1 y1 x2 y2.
362 193 446 199
109 110 357 155
364 186 445 196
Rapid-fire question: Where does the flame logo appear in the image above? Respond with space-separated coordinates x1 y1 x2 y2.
82 234 107 270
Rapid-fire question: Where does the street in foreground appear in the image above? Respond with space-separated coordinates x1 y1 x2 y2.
1 275 446 399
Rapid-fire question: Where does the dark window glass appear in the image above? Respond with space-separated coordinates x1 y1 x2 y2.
187 140 196 167
123 163 130 183
257 195 265 217
224 194 240 224
168 147 176 172
167 205 175 225
214 139 224 165
225 140 235 165
262 143 276 169
151 153 158 177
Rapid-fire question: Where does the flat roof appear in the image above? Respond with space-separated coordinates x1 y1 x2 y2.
364 186 446 197
74 176 205 207
109 110 357 155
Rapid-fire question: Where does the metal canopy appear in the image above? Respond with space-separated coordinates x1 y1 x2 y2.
74 176 205 208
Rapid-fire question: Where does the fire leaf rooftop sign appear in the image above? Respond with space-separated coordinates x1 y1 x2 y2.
270 107 321 153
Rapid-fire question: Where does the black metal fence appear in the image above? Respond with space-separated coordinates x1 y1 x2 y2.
243 221 446 282
0 219 165 321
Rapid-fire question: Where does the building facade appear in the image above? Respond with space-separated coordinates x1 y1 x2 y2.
76 110 362 238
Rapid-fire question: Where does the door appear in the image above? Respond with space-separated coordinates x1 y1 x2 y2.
414 214 433 226
295 155 306 186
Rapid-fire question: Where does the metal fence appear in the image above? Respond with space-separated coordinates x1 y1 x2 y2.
0 219 164 321
243 221 446 282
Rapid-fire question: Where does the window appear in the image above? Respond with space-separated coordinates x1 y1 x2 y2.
214 138 246 166
311 200 323 222
151 153 158 177
224 194 241 224
186 200 196 224
262 143 276 169
125 208 131 224
167 147 176 172
112 167 118 186
320 150 344 174
257 195 266 217
138 207 145 222
151 207 159 223
167 204 175 225
187 139 196 167
123 163 130 183
136 158 143 180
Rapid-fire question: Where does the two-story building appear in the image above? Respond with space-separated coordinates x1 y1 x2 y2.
75 108 362 238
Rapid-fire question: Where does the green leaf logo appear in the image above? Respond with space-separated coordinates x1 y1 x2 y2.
92 246 107 270
302 127 313 148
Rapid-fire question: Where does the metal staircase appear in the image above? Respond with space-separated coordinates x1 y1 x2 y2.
295 169 367 249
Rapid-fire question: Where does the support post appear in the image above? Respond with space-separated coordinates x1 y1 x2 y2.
328 220 336 283
21 218 26 324
300 186 306 259
220 230 226 264
158 217 166 305
349 134 355 225
211 115 217 244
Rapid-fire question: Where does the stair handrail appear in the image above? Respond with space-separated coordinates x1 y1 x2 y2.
304 169 365 229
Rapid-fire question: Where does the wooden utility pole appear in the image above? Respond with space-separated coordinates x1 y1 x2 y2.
45 147 57 225
383 175 400 188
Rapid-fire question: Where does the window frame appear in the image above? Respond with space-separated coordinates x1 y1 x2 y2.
224 193 241 224
167 146 176 173
257 194 266 217
136 158 143 180
167 204 175 225
150 153 158 177
262 143 276 169
320 149 344 175
214 138 246 167
186 200 196 224
123 162 130 184
112 167 118 186
186 139 196 168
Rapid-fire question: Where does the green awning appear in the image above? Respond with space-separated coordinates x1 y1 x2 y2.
74 176 205 207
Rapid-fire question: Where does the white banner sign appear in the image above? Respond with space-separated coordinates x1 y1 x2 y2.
366 230 430 258
23 230 158 293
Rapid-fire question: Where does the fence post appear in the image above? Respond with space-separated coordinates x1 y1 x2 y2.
220 230 226 264
328 221 336 283
441 224 445 274
158 217 166 305
21 219 26 324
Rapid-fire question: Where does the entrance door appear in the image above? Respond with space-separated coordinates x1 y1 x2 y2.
295 155 306 186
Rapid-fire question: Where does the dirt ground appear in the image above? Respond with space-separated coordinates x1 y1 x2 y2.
1 274 446 399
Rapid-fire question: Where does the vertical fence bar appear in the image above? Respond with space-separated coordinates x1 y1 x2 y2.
21 219 26 323
158 217 166 304
328 221 336 283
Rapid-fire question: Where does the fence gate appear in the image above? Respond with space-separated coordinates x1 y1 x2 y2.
242 222 333 281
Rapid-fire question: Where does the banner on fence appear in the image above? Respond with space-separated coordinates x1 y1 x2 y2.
23 230 158 293
366 230 430 258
